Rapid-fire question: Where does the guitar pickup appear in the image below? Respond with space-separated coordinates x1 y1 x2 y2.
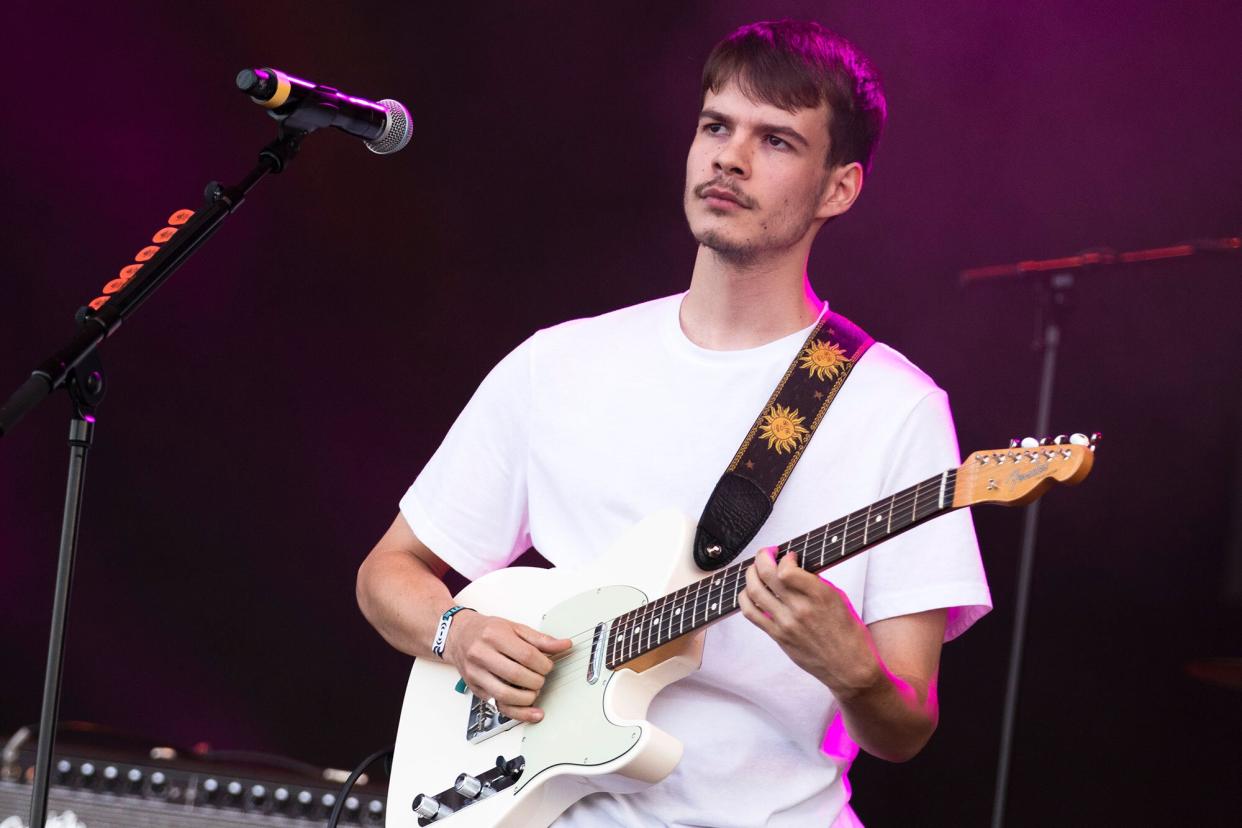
465 693 520 744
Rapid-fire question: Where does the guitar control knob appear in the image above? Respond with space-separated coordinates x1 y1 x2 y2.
79 762 96 785
250 784 267 807
296 789 314 812
345 795 360 817
103 765 120 788
321 792 337 814
202 777 220 801
454 773 493 799
55 759 72 782
273 787 290 809
150 771 167 796
126 767 144 792
227 780 244 802
413 793 454 820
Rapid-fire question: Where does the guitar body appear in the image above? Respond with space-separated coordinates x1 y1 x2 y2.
386 510 706 827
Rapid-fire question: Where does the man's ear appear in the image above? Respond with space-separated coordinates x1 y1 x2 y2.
815 162 864 221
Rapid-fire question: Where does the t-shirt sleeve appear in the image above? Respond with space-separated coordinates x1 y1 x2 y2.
399 337 535 581
860 389 992 641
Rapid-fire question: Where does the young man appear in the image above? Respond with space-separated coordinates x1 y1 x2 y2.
357 20 990 826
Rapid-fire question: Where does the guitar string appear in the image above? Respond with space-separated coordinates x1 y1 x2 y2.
524 457 1069 698
534 491 948 695
503 469 973 695
485 455 1042 681
538 475 953 679
479 458 1059 704
535 478 959 692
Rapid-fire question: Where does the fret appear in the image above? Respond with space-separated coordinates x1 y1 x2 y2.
863 502 873 546
646 601 657 653
886 493 895 536
680 585 690 640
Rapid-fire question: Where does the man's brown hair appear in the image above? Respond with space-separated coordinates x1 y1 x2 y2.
702 20 887 173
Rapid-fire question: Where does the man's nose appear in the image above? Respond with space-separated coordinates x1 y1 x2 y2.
712 137 750 178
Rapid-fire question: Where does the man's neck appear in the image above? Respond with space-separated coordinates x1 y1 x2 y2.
680 244 824 350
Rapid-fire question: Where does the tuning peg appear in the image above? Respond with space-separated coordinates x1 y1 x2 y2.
1039 436 1052 445
1008 437 1021 448
1053 434 1068 445
1020 437 1039 448
1089 432 1102 451
1069 433 1089 445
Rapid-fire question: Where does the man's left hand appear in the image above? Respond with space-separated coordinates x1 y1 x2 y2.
738 546 882 698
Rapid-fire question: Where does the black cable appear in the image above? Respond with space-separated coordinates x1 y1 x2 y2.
326 743 394 828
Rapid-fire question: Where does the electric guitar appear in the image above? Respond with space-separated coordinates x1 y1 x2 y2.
386 434 1098 827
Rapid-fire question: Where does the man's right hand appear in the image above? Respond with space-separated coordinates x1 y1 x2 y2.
443 612 573 723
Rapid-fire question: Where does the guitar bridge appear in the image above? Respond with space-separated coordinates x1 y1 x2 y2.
465 693 519 744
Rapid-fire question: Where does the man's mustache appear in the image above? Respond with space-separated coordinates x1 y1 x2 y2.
693 179 755 208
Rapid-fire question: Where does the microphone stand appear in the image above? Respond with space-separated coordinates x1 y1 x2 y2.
960 235 1239 827
0 125 305 828
988 269 1074 828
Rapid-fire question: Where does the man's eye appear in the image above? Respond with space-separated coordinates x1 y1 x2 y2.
765 135 789 149
704 123 727 135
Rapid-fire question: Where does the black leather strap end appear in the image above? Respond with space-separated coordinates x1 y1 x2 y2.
693 472 773 570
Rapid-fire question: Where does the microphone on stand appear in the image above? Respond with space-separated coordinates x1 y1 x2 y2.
235 67 411 155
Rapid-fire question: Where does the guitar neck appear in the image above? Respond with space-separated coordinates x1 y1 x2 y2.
604 469 959 669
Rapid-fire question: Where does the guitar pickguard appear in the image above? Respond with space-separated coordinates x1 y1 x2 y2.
515 584 648 792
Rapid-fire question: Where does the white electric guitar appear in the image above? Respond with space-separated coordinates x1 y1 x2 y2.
386 434 1098 827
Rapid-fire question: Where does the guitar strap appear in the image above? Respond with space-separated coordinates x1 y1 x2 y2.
693 309 874 570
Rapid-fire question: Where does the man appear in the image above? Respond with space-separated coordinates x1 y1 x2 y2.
357 19 990 826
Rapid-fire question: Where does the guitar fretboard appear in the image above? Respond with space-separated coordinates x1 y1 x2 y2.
604 469 958 669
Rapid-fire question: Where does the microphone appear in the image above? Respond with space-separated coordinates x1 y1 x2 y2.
235 67 411 155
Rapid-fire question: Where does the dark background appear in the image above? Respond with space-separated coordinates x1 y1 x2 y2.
3 1 1240 825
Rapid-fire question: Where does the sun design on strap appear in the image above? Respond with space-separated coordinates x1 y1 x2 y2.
759 404 809 454
799 339 849 381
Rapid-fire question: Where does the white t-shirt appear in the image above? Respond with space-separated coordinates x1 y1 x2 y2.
401 294 991 827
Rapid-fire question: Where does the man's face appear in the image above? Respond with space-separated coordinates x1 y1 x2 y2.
684 80 837 262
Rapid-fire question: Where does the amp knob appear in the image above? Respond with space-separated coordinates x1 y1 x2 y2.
150 771 168 796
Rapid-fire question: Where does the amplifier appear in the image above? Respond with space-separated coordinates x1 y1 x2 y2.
1 726 386 827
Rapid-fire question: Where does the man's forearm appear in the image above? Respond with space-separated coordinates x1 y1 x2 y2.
356 546 457 659
832 664 939 763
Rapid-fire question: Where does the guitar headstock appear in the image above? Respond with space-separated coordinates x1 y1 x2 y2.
954 433 1099 507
